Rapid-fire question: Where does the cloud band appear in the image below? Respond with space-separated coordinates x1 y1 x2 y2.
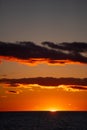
0 41 87 65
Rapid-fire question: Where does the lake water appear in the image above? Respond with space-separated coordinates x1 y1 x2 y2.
0 111 87 130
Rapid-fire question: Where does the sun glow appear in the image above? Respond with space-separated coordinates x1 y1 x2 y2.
47 107 58 112
50 109 57 112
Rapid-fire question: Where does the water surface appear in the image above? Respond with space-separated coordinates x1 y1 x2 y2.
0 111 87 130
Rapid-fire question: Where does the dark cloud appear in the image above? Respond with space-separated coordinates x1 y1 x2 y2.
0 41 87 64
8 90 17 94
70 85 87 90
0 77 87 91
42 41 87 52
6 90 20 94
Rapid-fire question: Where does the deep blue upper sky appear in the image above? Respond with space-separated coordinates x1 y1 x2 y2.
0 0 87 43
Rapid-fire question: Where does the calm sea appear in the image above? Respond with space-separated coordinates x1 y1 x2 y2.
0 111 87 130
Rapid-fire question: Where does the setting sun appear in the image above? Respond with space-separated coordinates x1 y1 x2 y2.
50 109 57 112
46 107 59 112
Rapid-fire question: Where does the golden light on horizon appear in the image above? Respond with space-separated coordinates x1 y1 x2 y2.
42 106 62 112
49 109 57 112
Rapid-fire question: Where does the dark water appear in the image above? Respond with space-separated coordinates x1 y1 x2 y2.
0 111 87 130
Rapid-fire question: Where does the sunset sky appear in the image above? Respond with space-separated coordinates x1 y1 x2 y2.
0 0 87 111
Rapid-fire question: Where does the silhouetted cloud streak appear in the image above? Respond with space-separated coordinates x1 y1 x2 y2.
6 90 20 94
70 85 87 90
0 41 87 64
42 42 87 52
0 77 87 91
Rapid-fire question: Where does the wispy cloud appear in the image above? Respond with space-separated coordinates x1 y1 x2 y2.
58 85 87 92
0 41 87 65
0 74 7 77
0 95 7 98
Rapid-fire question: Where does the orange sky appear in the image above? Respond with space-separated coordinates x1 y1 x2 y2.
0 0 87 111
0 42 87 111
0 82 87 111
